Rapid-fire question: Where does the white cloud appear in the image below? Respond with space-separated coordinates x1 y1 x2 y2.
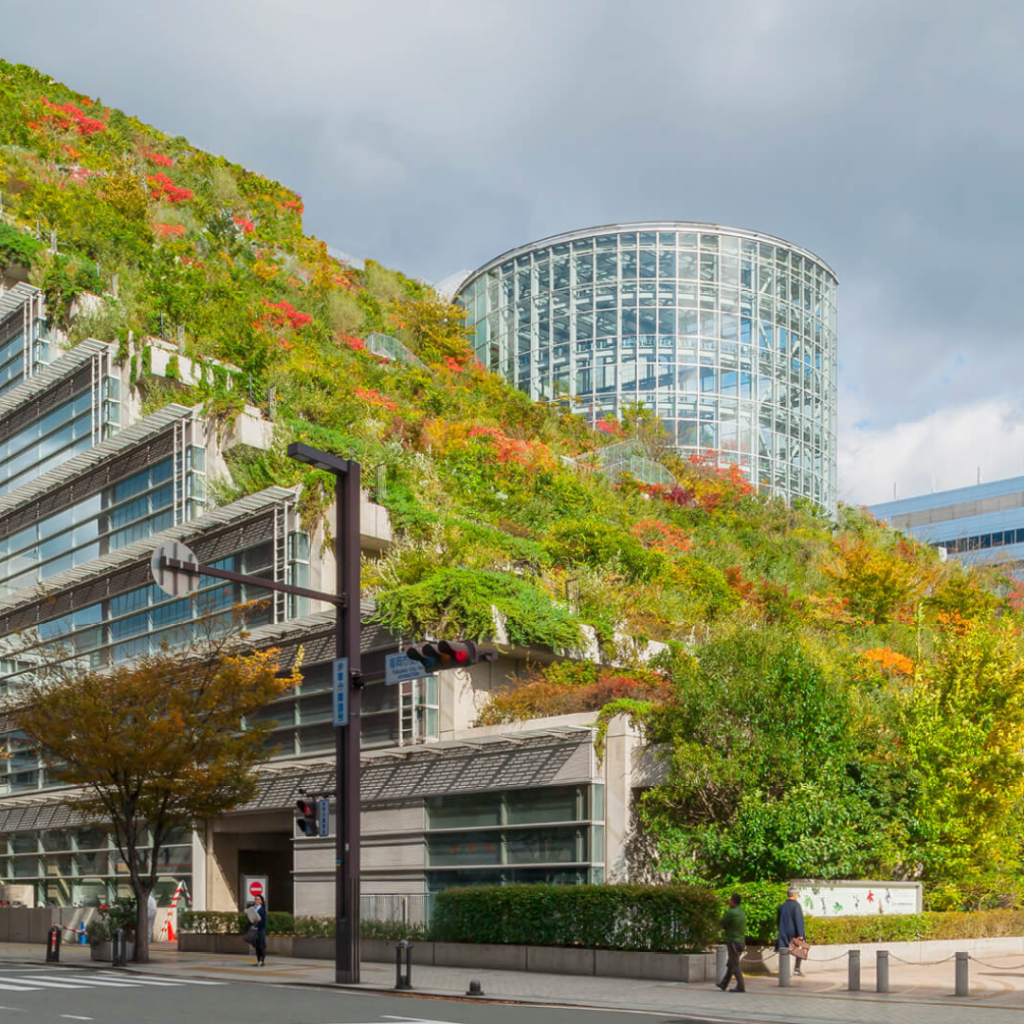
840 398 1024 506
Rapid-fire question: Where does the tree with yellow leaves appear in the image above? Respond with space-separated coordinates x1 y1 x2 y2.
4 628 300 963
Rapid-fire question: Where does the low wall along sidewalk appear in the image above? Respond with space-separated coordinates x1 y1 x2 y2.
177 934 715 982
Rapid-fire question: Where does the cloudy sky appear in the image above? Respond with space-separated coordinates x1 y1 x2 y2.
3 0 1021 504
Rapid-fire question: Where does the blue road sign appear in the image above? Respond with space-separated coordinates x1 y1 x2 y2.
385 652 426 685
332 657 349 726
317 797 330 838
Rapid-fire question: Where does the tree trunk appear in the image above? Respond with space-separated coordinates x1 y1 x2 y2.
132 881 151 964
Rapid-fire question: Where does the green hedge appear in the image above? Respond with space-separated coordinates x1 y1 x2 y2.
431 883 719 953
715 882 788 945
178 910 294 935
805 909 1024 945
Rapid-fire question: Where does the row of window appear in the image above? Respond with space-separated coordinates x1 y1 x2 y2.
0 382 121 500
475 251 835 302
0 454 206 594
0 320 50 399
934 530 1024 554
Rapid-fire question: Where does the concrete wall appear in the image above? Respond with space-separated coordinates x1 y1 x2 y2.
0 907 96 945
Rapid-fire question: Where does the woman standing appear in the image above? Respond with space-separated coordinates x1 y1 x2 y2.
253 893 267 967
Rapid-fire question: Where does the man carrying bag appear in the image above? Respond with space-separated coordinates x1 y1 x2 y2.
777 887 808 976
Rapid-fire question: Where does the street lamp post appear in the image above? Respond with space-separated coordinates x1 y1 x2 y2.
286 443 362 984
153 443 363 983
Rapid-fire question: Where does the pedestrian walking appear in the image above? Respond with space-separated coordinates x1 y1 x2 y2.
777 887 806 976
716 893 746 992
252 893 267 967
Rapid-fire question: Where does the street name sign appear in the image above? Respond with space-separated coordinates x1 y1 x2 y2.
332 657 349 726
385 652 425 685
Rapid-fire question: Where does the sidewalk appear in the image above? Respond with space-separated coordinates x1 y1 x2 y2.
2 940 1024 1023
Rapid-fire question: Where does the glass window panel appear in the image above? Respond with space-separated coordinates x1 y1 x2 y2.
427 793 501 829
658 250 675 278
639 250 657 279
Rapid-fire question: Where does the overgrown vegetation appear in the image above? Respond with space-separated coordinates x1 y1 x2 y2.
4 59 1024 898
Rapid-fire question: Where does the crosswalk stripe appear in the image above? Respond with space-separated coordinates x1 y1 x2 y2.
101 972 224 986
93 975 182 987
0 982 43 991
28 976 139 988
4 978 83 989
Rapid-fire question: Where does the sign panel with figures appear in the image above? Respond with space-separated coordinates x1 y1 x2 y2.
794 880 922 917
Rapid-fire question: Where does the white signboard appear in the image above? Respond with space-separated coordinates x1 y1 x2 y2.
385 652 425 685
795 880 922 917
317 797 330 838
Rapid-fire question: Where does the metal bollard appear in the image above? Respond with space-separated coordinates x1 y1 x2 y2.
954 951 969 997
45 924 61 963
778 948 792 987
848 949 861 991
876 950 889 993
716 945 727 986
112 927 126 967
395 939 412 990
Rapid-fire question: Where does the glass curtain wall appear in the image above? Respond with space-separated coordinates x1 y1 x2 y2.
456 224 838 511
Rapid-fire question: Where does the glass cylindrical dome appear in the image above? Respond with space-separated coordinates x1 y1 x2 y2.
455 222 838 511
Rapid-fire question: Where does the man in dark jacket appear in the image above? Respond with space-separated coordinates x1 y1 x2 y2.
776 887 806 976
716 894 746 992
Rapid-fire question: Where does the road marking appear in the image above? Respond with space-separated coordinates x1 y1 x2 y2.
102 972 224 985
60 1016 94 1021
0 983 43 991
3 979 83 989
28 976 138 988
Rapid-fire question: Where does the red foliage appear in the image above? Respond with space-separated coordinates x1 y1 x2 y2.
233 216 256 234
154 223 186 239
147 173 193 204
632 519 693 553
724 566 755 602
258 298 312 330
445 356 465 373
596 415 624 436
37 97 107 136
142 149 174 167
340 334 366 351
355 387 398 411
282 199 304 214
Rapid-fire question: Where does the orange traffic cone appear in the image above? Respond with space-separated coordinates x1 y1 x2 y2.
167 916 176 942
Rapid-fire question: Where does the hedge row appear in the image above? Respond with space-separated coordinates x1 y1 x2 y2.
804 909 1024 945
431 884 720 953
178 910 428 941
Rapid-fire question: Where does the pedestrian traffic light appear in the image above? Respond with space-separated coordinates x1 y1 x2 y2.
405 640 500 671
295 798 317 837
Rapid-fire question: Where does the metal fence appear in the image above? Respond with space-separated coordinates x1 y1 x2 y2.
365 332 427 370
360 892 435 928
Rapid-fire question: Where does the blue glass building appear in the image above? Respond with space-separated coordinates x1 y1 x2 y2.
456 222 839 510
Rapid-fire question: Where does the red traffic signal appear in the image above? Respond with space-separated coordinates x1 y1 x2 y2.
295 799 317 837
405 641 499 670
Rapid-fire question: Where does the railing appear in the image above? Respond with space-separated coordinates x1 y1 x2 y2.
365 332 427 370
361 892 435 928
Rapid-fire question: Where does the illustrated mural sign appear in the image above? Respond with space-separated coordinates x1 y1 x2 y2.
794 880 922 917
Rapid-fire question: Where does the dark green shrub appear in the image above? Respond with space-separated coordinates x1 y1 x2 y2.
715 882 788 944
431 883 719 953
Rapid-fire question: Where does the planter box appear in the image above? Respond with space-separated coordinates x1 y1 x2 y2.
526 946 595 976
362 939 435 965
433 942 528 971
178 933 249 955
90 940 135 962
292 936 333 960
595 949 712 982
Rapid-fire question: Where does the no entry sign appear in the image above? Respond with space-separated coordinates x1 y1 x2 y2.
249 880 263 898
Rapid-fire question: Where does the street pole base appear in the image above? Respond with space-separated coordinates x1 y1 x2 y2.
336 969 359 985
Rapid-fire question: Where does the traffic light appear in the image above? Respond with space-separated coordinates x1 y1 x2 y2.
405 640 499 671
295 798 317 837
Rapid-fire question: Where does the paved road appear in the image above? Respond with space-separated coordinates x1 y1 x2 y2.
0 966 687 1024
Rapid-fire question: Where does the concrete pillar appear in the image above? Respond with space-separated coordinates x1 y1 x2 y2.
955 952 969 997
848 949 860 991
206 829 239 911
876 950 889 993
778 949 791 986
603 713 634 882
